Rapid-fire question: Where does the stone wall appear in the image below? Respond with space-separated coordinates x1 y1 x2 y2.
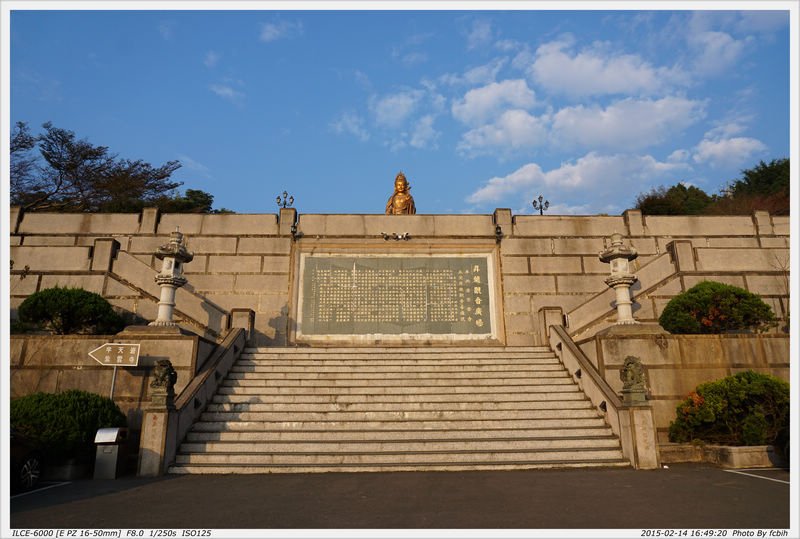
576 332 790 442
9 330 216 431
9 207 789 346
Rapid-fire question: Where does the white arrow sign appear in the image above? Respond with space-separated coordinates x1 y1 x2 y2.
89 343 140 367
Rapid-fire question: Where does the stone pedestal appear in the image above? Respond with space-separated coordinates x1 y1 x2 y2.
604 274 638 325
599 233 640 325
149 229 193 327
137 359 178 477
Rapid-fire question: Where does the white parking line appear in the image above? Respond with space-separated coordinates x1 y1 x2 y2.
723 469 790 484
10 481 71 499
730 468 788 472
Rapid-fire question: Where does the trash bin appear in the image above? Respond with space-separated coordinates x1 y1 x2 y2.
94 427 128 479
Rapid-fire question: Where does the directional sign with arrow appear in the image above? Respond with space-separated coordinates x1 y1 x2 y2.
89 343 140 367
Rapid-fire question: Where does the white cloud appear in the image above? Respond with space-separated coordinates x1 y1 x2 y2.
551 97 705 151
354 70 371 90
420 81 447 113
466 19 493 50
467 152 688 206
440 58 508 86
528 35 685 97
398 51 427 66
391 33 432 66
689 31 748 76
458 110 548 155
204 51 221 68
209 84 245 105
668 149 691 163
704 121 747 139
495 39 521 52
158 21 173 40
177 154 212 179
259 20 303 42
693 137 766 168
370 90 423 128
511 47 535 71
409 115 440 149
452 79 536 126
735 11 788 34
329 112 370 142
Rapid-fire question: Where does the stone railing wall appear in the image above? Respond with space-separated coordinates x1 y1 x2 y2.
9 207 788 346
9 330 217 431
576 331 790 442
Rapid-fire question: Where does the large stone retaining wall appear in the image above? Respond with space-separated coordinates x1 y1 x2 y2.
577 332 790 442
9 331 217 430
9 206 789 346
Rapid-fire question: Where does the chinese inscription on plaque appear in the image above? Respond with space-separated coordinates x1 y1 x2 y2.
299 256 492 336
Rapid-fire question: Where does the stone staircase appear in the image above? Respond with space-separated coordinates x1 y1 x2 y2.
169 346 630 473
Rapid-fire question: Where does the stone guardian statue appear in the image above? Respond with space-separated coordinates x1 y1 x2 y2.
385 172 416 215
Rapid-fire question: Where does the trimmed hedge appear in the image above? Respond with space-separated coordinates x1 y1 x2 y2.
659 281 775 334
668 371 789 451
17 286 124 335
10 390 127 461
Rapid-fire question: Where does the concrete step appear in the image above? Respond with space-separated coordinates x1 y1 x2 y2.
199 408 601 423
244 346 552 354
220 377 575 388
204 400 592 413
179 436 621 454
239 356 558 364
230 362 563 372
225 370 568 380
216 384 582 395
211 391 586 404
174 447 626 465
169 460 630 474
172 344 628 474
191 417 609 431
185 426 615 442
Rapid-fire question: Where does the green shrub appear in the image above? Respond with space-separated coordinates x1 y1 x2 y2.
10 390 127 461
668 371 789 449
659 281 775 334
17 286 124 334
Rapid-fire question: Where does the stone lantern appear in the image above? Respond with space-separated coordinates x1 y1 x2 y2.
599 233 639 325
149 228 193 327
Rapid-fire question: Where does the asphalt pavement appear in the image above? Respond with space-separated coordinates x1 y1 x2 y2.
8 464 791 530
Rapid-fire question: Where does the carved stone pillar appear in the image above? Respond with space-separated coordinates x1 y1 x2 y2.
138 359 178 476
599 233 639 325
149 229 193 327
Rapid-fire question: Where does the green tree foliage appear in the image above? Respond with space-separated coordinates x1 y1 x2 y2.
634 158 790 216
11 390 127 461
17 287 125 335
668 371 789 450
635 183 712 215
659 281 776 335
10 122 230 213
728 158 790 196
706 158 790 216
151 189 233 213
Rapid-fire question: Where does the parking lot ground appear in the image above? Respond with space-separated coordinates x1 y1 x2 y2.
8 463 792 530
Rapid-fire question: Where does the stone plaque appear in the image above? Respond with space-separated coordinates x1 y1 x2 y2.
297 254 495 339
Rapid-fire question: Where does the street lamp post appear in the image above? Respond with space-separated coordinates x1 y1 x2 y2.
532 195 550 215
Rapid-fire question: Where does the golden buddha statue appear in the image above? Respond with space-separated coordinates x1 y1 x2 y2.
385 172 416 215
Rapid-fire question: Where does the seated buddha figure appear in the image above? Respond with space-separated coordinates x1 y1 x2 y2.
385 172 416 215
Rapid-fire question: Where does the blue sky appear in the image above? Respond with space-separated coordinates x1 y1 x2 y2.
8 8 792 215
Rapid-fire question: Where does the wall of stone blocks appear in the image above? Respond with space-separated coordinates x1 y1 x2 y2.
577 333 790 442
9 207 789 347
9 333 215 431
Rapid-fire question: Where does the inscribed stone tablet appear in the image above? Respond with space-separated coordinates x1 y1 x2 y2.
298 255 493 337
